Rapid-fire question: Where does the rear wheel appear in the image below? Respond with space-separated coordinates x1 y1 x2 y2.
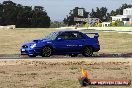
82 46 93 57
42 46 52 57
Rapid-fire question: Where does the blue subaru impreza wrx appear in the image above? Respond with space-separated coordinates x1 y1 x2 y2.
21 30 100 57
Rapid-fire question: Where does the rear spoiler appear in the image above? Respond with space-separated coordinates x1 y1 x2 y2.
83 32 99 37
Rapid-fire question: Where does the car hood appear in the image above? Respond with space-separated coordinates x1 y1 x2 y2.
22 39 51 46
33 39 51 43
33 39 43 43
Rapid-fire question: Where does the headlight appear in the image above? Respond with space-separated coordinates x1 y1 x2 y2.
30 44 36 49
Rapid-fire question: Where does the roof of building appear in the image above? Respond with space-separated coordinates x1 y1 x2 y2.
124 8 132 10
111 15 132 18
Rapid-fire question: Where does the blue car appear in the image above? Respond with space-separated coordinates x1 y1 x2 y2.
21 30 100 57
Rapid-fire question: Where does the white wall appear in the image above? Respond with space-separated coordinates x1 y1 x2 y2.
123 8 132 15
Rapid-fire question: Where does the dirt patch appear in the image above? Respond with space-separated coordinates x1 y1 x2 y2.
0 58 131 88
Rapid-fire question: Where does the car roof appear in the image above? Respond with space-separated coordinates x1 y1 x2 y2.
57 30 80 33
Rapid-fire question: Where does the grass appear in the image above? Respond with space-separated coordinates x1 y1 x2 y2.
0 28 132 55
98 31 132 54
0 28 131 88
0 28 57 55
82 29 132 54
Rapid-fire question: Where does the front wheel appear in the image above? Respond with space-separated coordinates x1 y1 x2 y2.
82 46 93 57
41 46 52 57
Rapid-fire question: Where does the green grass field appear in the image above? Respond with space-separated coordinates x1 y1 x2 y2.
0 28 132 55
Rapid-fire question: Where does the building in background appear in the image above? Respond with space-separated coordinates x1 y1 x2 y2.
111 8 132 26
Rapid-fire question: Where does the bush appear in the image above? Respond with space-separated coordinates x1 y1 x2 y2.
111 20 124 26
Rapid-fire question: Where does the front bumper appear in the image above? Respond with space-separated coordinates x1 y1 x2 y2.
21 47 41 56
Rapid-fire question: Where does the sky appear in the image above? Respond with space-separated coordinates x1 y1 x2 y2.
0 0 132 21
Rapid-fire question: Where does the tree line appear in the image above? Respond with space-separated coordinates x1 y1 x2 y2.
64 4 132 26
0 1 132 28
0 1 50 28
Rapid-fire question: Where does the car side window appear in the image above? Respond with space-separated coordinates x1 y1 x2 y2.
70 32 83 39
58 33 69 39
58 32 83 40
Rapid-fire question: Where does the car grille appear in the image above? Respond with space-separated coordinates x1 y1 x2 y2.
22 45 28 48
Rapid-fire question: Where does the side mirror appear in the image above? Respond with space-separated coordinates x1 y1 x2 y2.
57 37 63 41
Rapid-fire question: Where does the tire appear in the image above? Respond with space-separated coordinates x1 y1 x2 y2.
69 54 78 57
41 46 52 57
82 46 93 57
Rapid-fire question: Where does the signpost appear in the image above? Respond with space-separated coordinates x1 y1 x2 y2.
78 8 84 17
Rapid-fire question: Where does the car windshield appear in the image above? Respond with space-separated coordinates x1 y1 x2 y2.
45 32 59 40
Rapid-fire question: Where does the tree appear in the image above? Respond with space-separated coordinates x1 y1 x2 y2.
90 7 109 22
31 6 50 28
0 4 3 25
2 1 17 25
0 1 51 28
16 6 33 27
